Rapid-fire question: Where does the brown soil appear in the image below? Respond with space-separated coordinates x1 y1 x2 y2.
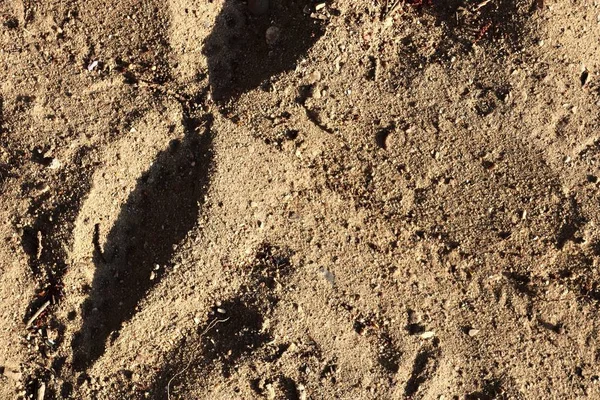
1 0 600 399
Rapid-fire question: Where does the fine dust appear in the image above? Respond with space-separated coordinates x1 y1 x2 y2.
1 0 600 399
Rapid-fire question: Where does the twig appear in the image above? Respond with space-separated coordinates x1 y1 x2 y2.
36 382 46 400
36 231 43 260
382 0 402 20
166 317 230 400
473 0 492 11
26 301 50 329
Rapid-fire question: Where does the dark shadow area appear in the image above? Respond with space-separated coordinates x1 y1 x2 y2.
554 254 600 305
538 318 564 335
556 195 586 249
375 123 395 150
320 359 338 383
203 0 325 102
0 95 8 193
503 271 536 297
593 241 600 257
0 95 13 194
465 379 506 400
377 331 401 374
202 299 270 378
404 347 440 397
280 376 301 400
71 113 214 370
148 244 293 399
0 160 10 191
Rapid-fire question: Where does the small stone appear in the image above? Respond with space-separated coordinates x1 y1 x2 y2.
297 383 307 400
319 268 335 285
47 329 59 344
217 308 227 315
37 382 46 400
312 86 322 99
309 70 322 83
315 3 326 11
149 271 156 281
87 60 99 71
265 383 275 400
266 26 280 46
468 329 480 337
49 158 62 169
420 331 435 339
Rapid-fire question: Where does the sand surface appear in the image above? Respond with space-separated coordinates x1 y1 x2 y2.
1 0 600 399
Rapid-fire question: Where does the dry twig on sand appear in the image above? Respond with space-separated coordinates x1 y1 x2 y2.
382 0 403 20
25 300 50 329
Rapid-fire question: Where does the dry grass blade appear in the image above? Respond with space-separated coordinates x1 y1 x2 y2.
382 0 403 20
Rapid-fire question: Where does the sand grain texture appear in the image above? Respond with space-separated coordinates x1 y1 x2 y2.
1 0 600 399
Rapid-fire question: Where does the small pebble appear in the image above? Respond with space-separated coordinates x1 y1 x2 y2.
420 331 435 339
87 60 99 71
265 383 275 400
320 268 335 285
468 329 480 337
297 383 307 400
49 158 62 170
309 70 322 83
312 86 322 99
266 26 280 46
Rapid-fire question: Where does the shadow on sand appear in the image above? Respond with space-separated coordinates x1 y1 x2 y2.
72 111 214 370
204 0 326 102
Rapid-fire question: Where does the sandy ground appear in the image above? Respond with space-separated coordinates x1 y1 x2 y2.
1 0 600 399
